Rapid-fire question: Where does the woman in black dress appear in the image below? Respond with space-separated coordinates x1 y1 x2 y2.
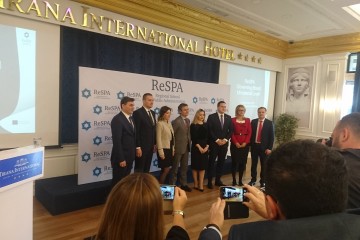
190 109 209 191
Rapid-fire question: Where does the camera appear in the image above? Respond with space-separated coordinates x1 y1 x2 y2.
220 186 249 219
160 185 175 200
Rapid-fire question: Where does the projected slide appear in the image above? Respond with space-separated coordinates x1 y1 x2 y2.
223 63 276 120
0 25 36 134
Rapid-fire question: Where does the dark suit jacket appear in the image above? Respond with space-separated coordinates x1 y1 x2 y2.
207 113 233 144
132 107 156 150
172 116 191 154
227 212 360 240
110 112 136 165
250 118 274 151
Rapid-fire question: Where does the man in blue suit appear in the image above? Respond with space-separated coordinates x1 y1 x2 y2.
110 96 136 188
207 101 233 188
249 107 274 188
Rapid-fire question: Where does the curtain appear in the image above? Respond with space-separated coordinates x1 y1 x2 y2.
351 52 360 113
60 26 220 143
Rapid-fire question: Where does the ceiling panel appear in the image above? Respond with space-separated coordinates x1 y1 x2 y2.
174 0 360 41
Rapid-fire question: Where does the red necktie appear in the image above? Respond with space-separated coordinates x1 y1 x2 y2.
257 120 263 142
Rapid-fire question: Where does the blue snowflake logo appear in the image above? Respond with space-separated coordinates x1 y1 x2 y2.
211 98 216 104
193 97 198 104
81 152 91 162
81 120 91 131
154 107 160 115
93 167 102 177
82 88 91 99
117 91 125 100
93 136 102 146
93 105 102 115
153 159 159 167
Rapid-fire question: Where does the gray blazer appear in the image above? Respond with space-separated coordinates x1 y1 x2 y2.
156 120 175 158
172 116 191 155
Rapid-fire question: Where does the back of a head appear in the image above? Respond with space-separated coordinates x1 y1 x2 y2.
265 140 348 219
96 173 164 240
338 112 360 140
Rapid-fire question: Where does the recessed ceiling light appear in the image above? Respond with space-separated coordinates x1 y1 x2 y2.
343 3 360 21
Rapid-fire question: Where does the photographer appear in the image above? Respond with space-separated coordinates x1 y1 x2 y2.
95 173 189 240
199 140 360 240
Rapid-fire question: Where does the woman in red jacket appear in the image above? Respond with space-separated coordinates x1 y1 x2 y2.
230 105 252 186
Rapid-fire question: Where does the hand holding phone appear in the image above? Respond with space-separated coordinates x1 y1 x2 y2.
219 186 249 219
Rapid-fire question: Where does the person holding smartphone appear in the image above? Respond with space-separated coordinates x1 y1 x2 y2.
95 173 189 240
199 140 358 240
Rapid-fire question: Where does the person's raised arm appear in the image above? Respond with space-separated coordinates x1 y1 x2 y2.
199 198 225 240
172 187 187 229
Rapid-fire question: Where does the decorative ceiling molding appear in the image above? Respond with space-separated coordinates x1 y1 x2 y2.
287 33 360 58
72 0 360 59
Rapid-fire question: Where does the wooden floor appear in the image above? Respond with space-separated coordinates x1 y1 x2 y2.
34 166 264 240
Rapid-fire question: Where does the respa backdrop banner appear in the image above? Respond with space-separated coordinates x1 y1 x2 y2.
78 67 230 185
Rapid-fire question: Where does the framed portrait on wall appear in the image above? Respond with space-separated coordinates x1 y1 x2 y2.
284 65 315 129
347 53 357 73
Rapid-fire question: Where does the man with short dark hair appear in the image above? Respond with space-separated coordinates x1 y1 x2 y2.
110 96 136 187
133 93 156 173
249 107 274 188
207 101 233 188
171 103 192 192
331 112 360 209
199 140 360 240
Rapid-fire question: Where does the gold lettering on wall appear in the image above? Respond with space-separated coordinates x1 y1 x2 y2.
0 0 262 64
26 0 41 16
61 7 76 24
44 1 59 20
8 0 25 13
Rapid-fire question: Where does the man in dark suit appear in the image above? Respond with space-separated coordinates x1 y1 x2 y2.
249 107 274 188
198 140 356 240
207 101 233 189
110 96 136 187
132 93 156 173
171 103 192 192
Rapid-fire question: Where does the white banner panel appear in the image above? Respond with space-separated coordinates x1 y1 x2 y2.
78 67 230 184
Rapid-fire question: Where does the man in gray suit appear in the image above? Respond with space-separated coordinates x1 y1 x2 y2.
170 103 192 192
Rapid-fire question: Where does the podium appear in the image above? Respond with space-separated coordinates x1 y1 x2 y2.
0 146 44 240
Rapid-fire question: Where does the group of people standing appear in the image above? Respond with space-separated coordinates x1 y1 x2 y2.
110 93 274 190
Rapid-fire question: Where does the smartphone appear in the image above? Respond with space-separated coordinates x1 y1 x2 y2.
160 185 175 200
219 186 249 219
219 186 247 202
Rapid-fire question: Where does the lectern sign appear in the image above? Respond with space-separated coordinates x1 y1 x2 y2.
0 146 44 192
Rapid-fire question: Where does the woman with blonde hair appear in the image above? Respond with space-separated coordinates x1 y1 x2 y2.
156 106 175 184
230 104 251 186
95 173 189 240
190 109 209 191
